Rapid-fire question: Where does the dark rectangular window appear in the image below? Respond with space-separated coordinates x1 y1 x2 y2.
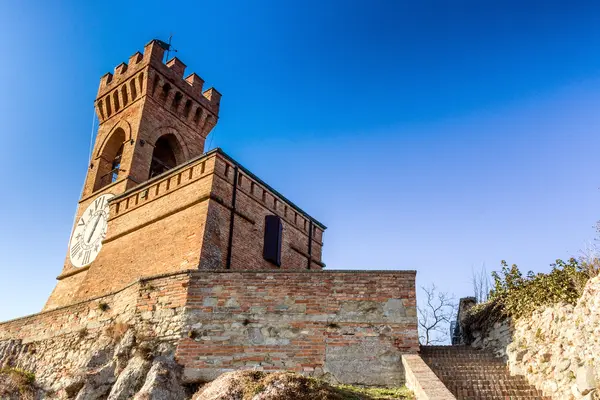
263 215 282 266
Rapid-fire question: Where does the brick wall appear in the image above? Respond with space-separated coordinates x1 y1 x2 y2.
177 270 417 386
3 272 190 343
47 149 327 310
46 42 326 311
0 272 190 390
4 269 417 388
45 155 217 308
201 153 325 271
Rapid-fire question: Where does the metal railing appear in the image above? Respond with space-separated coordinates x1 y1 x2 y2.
98 168 120 188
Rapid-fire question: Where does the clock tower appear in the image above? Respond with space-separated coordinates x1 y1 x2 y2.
84 40 219 200
44 40 326 311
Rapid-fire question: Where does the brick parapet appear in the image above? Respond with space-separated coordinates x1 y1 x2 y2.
213 151 325 231
108 152 216 223
96 40 220 122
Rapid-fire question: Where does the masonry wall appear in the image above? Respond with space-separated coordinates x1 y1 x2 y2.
76 157 216 300
47 40 222 311
202 154 325 271
46 148 327 311
45 156 217 309
3 269 418 392
85 40 219 199
464 276 600 400
177 270 418 386
0 272 189 393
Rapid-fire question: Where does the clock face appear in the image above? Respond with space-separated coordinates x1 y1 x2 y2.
69 193 114 268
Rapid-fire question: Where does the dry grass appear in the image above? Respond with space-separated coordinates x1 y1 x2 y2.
105 321 129 342
334 384 414 400
195 371 413 400
0 368 37 400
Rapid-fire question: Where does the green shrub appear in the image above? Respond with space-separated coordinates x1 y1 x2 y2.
464 258 590 333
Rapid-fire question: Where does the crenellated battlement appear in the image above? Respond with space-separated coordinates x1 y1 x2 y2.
95 40 220 135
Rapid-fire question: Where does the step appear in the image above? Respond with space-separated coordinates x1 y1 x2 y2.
420 345 551 400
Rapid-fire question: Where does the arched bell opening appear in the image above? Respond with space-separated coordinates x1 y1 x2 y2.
148 134 184 179
94 128 126 191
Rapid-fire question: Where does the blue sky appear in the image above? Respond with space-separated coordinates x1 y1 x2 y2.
1 0 600 322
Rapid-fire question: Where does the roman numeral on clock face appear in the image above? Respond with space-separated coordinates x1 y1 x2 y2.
70 193 115 268
82 250 91 265
71 241 82 258
94 197 104 211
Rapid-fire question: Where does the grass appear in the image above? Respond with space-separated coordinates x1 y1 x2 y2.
0 367 37 399
334 384 414 399
105 321 129 342
216 371 413 400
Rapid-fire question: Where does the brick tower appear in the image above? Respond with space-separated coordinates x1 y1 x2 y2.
84 39 220 198
45 40 326 310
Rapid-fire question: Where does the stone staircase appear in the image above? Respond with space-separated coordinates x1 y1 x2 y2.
420 345 552 400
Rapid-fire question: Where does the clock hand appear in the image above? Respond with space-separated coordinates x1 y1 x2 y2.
86 214 102 243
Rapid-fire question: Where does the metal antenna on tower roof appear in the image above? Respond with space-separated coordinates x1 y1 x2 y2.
155 34 177 62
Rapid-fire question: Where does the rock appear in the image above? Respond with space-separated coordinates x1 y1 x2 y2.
114 329 135 359
75 362 117 400
107 355 151 400
193 371 245 400
582 389 597 400
84 347 114 369
514 349 528 362
114 329 136 373
133 357 187 400
194 370 356 400
63 376 85 398
558 359 572 373
576 365 597 395
572 383 582 398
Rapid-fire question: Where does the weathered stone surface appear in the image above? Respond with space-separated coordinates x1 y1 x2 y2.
1 270 418 392
383 298 407 321
63 376 85 398
107 355 151 400
114 329 135 359
324 338 403 386
75 362 117 400
468 275 600 400
193 370 367 400
577 365 597 395
133 357 187 400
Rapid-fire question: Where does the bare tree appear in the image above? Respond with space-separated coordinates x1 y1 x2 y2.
418 284 456 345
472 263 491 303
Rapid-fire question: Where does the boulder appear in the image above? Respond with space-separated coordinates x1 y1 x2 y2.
133 357 187 400
75 362 117 400
107 355 151 400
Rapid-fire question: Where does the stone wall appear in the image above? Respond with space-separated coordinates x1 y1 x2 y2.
0 272 190 398
1 269 418 396
466 276 600 399
469 319 512 359
178 270 418 386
